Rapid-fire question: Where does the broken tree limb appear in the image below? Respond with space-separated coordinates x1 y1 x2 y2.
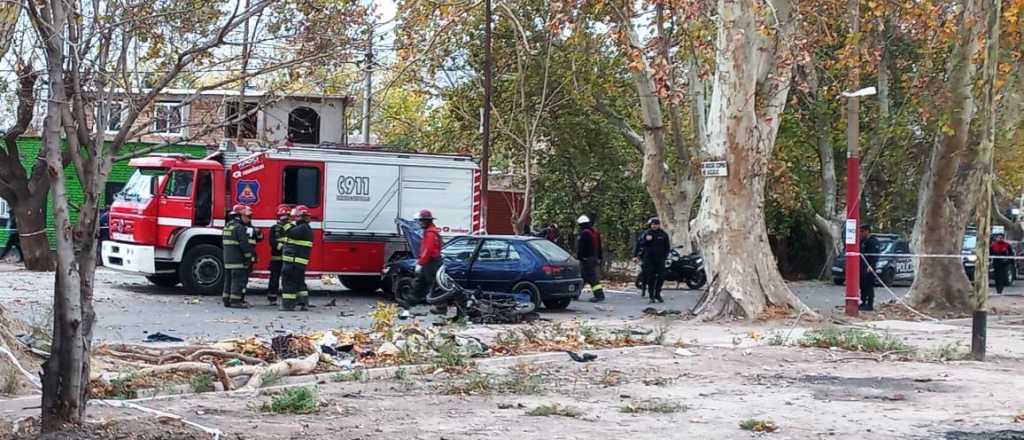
239 353 319 391
186 350 266 366
213 362 233 391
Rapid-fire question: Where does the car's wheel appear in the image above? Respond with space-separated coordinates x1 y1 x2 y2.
880 268 896 287
543 298 572 310
685 270 707 290
146 274 180 288
179 244 223 296
341 276 382 293
512 281 542 309
833 277 845 286
394 277 418 308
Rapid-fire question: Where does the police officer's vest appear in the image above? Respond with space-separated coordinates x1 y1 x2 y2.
282 221 313 266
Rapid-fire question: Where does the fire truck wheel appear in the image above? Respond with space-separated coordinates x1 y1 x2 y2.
341 276 382 293
145 275 180 288
512 281 542 309
179 244 224 296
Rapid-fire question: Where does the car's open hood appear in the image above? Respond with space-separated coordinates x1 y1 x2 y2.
396 218 423 256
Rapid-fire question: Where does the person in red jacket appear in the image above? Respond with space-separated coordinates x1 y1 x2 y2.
414 209 444 312
991 233 1014 294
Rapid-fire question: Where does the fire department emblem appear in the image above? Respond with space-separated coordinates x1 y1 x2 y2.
236 180 260 205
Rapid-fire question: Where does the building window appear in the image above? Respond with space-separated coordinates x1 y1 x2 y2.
282 166 320 208
162 170 194 197
225 102 258 139
154 102 185 135
103 103 125 133
288 107 320 144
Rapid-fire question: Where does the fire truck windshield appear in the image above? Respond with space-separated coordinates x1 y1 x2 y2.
117 168 167 203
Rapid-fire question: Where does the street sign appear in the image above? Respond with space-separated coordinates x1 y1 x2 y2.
845 219 858 245
993 225 1005 235
701 161 728 177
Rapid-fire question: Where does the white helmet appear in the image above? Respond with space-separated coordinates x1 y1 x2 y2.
576 215 591 225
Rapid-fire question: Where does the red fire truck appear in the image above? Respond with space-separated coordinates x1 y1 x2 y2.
101 147 482 295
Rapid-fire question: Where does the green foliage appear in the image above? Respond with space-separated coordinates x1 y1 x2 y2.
799 326 913 353
331 369 367 383
526 404 580 418
189 374 215 393
259 386 319 415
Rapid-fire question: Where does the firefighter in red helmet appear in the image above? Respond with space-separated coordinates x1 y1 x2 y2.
222 204 256 308
414 209 445 314
281 205 313 311
266 204 293 305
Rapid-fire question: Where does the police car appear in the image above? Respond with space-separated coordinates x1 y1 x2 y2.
831 234 914 287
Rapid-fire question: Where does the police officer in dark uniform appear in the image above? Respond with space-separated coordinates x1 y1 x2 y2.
859 224 880 311
222 204 256 308
281 205 313 311
267 204 293 305
633 217 671 303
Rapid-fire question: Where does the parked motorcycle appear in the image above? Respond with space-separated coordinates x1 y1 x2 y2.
635 249 707 291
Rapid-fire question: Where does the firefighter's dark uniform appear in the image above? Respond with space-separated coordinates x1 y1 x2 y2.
222 216 256 307
635 228 671 302
281 219 313 310
577 225 605 301
267 219 293 304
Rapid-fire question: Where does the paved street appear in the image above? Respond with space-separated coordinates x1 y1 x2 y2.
2 263 1022 342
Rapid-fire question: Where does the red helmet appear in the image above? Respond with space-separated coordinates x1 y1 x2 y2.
291 205 311 217
416 209 434 221
231 204 253 215
276 204 292 217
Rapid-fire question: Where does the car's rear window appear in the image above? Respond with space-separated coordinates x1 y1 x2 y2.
528 240 572 262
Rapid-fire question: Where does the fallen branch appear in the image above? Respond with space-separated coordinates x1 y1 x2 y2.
239 353 319 391
186 350 266 366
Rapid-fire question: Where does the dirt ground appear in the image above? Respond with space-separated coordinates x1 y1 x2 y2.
5 334 1024 440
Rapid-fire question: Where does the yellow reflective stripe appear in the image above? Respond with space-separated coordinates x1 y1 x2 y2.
297 291 309 297
224 264 247 269
223 239 240 245
248 239 257 245
289 239 313 247
282 256 309 265
282 293 298 299
592 284 604 290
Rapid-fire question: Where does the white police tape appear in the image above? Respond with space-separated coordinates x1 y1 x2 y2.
848 252 1024 260
857 253 940 322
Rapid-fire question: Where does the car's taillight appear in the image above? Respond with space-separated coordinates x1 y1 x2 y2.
543 265 564 276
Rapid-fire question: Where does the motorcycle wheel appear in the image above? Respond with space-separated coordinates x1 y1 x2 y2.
685 270 707 290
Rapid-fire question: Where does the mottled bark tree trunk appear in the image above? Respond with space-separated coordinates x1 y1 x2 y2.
692 0 814 320
907 0 986 314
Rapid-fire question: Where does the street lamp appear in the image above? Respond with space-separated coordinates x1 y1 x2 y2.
842 86 877 317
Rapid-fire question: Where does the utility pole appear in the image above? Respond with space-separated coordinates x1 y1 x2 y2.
971 0 1002 361
843 0 861 317
362 26 373 145
480 0 493 232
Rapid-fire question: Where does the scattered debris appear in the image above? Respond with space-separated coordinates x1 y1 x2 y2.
643 307 683 316
674 348 697 357
620 399 685 414
1014 411 1024 424
565 351 598 362
144 332 184 343
739 418 779 433
497 402 526 409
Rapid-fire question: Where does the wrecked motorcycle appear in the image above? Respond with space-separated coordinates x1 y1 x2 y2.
426 267 538 324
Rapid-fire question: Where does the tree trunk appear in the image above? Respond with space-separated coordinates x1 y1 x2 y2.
907 0 985 314
37 0 92 429
693 0 813 320
9 200 53 270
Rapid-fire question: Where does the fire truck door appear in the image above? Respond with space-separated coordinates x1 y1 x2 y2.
157 168 196 246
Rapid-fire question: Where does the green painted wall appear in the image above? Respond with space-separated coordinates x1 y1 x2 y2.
0 137 208 247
